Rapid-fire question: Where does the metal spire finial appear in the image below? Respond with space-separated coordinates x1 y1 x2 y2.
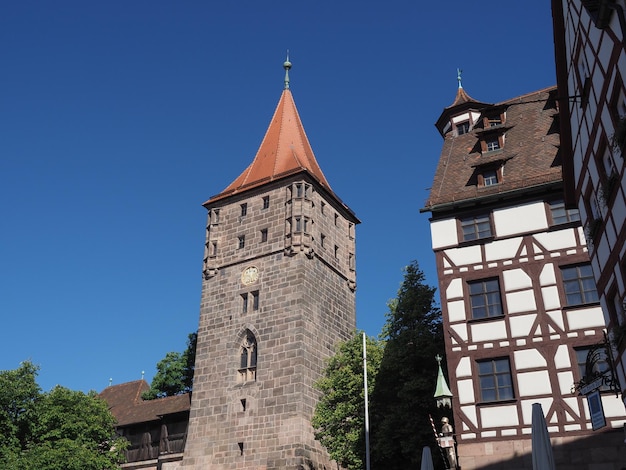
457 68 463 89
283 51 292 90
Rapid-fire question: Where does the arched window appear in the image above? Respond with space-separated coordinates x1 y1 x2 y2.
238 331 257 383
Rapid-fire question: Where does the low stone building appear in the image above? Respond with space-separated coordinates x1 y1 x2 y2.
100 380 190 469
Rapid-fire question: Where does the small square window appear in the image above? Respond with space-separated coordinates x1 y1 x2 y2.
461 214 492 241
261 228 268 242
469 278 503 319
486 115 502 127
561 264 599 305
477 358 514 402
486 137 500 151
549 200 580 225
262 196 270 209
238 235 245 249
456 121 470 135
482 169 499 186
240 203 248 217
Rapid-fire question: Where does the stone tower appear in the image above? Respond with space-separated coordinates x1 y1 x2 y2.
182 59 359 469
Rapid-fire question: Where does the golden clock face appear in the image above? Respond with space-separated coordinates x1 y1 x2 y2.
241 266 259 286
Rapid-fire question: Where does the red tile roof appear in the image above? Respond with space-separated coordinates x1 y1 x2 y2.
99 380 190 427
424 86 562 210
206 88 332 205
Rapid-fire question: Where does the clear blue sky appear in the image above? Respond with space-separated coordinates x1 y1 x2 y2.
1 1 556 393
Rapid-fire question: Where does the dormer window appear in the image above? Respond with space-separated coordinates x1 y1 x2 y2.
485 137 500 152
456 121 470 136
485 115 503 127
476 164 502 187
482 169 499 186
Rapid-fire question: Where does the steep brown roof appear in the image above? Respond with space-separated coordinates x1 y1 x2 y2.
450 86 477 107
99 380 190 427
206 88 332 204
435 87 493 137
424 86 561 211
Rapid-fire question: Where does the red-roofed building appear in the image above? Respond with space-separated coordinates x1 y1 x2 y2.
181 59 358 468
100 381 190 469
422 80 626 468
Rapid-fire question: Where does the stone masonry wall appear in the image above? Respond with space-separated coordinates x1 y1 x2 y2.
182 176 357 469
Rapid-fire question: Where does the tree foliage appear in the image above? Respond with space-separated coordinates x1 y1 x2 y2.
370 261 446 469
142 331 197 400
0 361 127 470
312 332 384 470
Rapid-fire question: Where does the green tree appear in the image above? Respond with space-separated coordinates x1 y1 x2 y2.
142 331 197 400
0 361 127 470
370 261 446 469
312 332 384 470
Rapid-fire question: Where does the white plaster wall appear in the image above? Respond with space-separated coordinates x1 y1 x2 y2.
505 290 537 314
539 264 556 285
450 323 468 342
520 398 553 425
547 310 565 331
503 268 532 291
493 202 548 236
541 286 561 310
554 344 572 369
557 371 575 395
602 396 626 419
563 397 582 421
480 405 519 427
446 278 463 299
447 299 466 323
514 349 547 369
444 245 482 266
471 320 507 342
460 405 477 428
456 356 472 377
517 371 552 396
457 379 475 405
430 218 458 249
509 314 537 337
566 306 607 329
484 237 523 262
532 229 577 252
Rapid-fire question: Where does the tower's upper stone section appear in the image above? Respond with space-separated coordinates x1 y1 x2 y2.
206 88 332 205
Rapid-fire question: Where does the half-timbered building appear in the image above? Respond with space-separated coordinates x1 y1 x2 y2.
552 0 626 410
422 83 626 468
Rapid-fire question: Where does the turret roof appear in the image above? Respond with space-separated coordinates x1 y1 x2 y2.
205 80 331 205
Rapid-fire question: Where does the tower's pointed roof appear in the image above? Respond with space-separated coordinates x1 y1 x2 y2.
206 59 332 205
435 70 492 136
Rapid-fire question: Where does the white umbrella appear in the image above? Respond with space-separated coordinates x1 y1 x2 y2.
531 403 556 470
420 446 435 470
